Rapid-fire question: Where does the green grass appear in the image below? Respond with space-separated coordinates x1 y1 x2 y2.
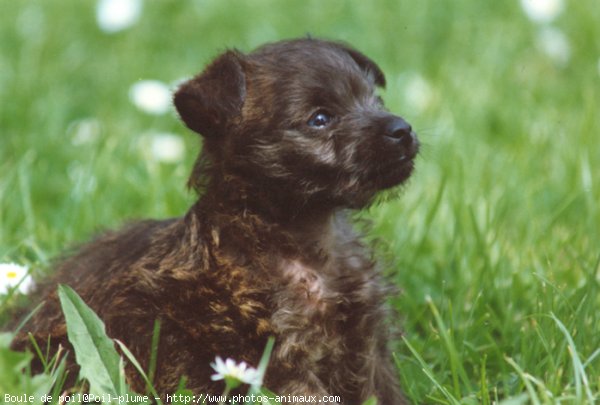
1 0 599 403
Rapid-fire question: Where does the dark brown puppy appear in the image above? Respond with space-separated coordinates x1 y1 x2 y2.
12 38 419 404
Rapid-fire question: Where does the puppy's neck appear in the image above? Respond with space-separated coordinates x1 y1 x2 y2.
282 209 336 254
190 179 337 260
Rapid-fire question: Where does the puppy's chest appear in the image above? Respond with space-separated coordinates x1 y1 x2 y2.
271 255 383 361
279 259 330 310
275 251 379 306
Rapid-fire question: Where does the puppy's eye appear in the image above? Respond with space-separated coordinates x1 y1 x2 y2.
308 111 333 128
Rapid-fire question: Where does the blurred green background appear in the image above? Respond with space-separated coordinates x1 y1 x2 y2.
1 0 599 403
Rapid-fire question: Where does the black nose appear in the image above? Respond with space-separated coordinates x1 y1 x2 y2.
384 118 418 156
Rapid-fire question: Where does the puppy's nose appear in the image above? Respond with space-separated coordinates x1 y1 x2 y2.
385 118 412 141
384 118 419 156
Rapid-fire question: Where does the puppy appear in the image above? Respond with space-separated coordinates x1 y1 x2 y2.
12 38 419 404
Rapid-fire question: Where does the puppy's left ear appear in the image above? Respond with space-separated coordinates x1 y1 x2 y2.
174 50 246 137
338 44 386 88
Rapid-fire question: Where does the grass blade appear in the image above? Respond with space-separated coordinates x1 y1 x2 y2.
115 339 162 404
550 312 594 403
504 357 542 405
148 318 161 389
256 336 275 383
401 336 461 405
426 296 473 395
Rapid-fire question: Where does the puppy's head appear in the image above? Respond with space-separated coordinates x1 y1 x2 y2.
175 38 419 211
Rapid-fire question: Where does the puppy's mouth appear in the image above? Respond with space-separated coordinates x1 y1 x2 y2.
369 132 419 189
368 155 416 189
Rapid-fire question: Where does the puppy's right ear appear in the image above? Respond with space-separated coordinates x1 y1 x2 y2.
174 50 246 137
332 42 386 88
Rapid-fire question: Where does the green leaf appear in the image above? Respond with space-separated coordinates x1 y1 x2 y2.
0 332 68 404
57 284 124 396
0 332 14 348
0 339 33 391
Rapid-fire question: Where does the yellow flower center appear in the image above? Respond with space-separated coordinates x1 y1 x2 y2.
7 271 18 279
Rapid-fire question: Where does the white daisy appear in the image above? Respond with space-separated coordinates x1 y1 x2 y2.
69 118 101 146
0 263 33 295
129 80 172 115
96 0 142 33
210 356 261 389
537 27 571 66
405 74 434 113
520 0 564 24
147 133 185 163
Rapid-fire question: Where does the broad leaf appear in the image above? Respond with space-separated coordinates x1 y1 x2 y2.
58 284 124 396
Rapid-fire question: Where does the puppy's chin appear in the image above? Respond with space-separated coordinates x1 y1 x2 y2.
389 161 416 188
370 157 416 191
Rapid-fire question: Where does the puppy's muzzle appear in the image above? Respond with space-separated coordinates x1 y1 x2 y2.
384 117 419 159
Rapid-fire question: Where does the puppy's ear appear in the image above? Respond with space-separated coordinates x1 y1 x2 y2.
339 45 386 88
174 50 246 137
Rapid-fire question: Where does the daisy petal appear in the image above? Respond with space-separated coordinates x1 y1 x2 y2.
0 262 33 295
